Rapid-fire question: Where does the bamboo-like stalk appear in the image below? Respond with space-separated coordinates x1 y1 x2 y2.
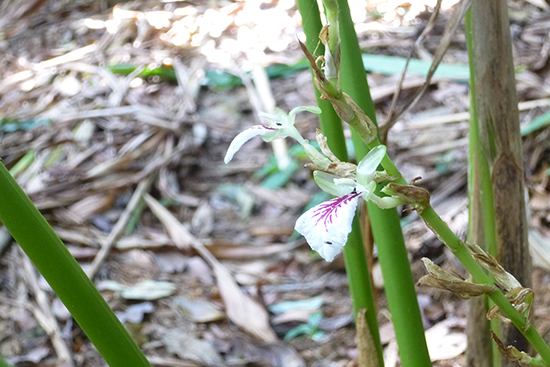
469 2 532 366
296 1 384 366
296 0 347 159
336 1 432 367
344 216 384 367
0 163 151 367
465 9 498 367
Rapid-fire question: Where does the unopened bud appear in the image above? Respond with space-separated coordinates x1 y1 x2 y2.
418 258 495 299
467 243 522 291
382 183 430 213
490 331 537 365
316 129 339 162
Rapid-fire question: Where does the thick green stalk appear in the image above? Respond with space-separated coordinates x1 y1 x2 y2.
323 0 339 53
465 9 498 367
0 163 151 367
336 1 432 367
336 1 371 160
296 0 347 159
367 198 432 367
297 1 384 366
298 0 550 362
343 216 384 366
470 2 532 365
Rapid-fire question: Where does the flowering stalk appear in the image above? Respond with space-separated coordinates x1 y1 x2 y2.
419 209 550 363
297 1 384 365
226 0 550 363
296 0 550 364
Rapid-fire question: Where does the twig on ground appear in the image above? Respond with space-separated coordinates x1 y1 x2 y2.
20 249 74 367
86 176 155 279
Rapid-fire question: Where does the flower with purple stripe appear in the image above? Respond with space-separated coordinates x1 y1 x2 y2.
295 145 403 262
224 106 321 164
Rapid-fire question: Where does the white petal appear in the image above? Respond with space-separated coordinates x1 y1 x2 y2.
289 106 322 122
323 47 338 80
295 192 361 262
357 145 386 187
259 108 290 127
370 195 403 209
314 171 355 197
224 125 278 163
304 143 331 169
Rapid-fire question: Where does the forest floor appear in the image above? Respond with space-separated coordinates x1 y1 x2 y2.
1 0 550 366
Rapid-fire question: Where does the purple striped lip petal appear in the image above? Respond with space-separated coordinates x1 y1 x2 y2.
252 125 278 131
310 191 362 231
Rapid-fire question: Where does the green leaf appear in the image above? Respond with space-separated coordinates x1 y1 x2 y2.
284 324 312 340
269 296 323 314
521 108 550 136
362 54 470 81
261 160 300 189
217 184 255 219
0 117 50 132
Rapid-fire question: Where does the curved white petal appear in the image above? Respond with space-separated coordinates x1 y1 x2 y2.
289 106 322 122
314 171 355 197
261 125 304 145
362 181 403 209
304 143 331 168
259 108 290 128
224 125 278 163
285 126 306 145
369 195 403 209
357 145 386 187
295 192 361 262
323 48 338 80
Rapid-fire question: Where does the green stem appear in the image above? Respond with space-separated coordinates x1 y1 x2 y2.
297 0 347 159
0 163 151 367
323 0 339 54
299 0 550 362
343 215 385 367
419 207 550 363
367 200 431 367
337 1 432 366
0 356 14 367
298 1 384 366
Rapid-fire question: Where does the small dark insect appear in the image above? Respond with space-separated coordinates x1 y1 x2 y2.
276 122 282 126
352 187 358 194
325 241 333 245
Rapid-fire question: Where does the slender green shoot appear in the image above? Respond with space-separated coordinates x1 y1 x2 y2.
297 0 550 363
0 356 14 367
0 162 151 367
336 1 432 366
297 1 384 365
